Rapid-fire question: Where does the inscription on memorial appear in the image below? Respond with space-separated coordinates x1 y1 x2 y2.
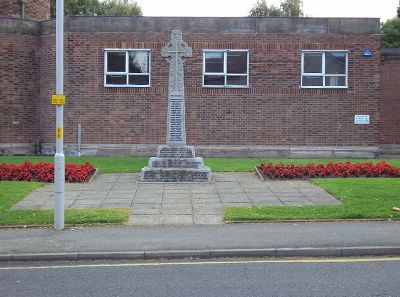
168 92 184 143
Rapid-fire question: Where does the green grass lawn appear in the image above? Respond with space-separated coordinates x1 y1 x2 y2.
1 156 400 224
1 156 399 173
0 156 148 173
224 178 400 221
0 181 129 226
205 158 400 171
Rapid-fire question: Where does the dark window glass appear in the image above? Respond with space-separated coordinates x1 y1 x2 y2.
129 52 149 74
204 75 225 86
325 76 346 86
205 52 224 73
107 52 126 72
227 52 247 74
302 76 323 86
106 75 126 85
326 52 346 75
303 53 322 73
129 75 149 85
227 75 247 86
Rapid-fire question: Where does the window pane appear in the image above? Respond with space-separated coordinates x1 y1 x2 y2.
107 52 126 72
129 51 149 74
302 76 323 86
303 53 322 73
227 52 247 74
204 75 224 86
129 75 149 85
106 75 126 85
326 52 346 75
325 76 346 87
227 75 247 86
205 52 224 73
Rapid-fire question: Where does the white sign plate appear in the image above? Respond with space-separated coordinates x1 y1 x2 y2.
354 115 370 125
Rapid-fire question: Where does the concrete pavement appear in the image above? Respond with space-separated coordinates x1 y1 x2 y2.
0 221 400 261
12 172 339 225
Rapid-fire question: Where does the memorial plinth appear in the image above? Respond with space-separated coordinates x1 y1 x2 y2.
140 30 211 182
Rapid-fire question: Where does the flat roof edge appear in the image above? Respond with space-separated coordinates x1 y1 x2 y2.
0 16 380 36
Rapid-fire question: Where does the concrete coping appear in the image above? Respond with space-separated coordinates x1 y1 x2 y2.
0 16 39 36
0 16 380 36
381 48 400 60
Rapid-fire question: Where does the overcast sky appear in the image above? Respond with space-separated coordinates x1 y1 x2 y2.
134 0 399 21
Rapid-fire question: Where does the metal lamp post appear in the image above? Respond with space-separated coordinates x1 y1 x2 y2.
54 0 65 231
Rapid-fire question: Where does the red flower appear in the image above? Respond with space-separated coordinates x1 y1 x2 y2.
0 161 95 183
259 161 400 179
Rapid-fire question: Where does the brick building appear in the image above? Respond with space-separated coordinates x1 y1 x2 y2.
380 48 400 156
0 0 398 157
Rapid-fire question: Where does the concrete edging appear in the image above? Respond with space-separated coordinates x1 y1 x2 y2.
88 168 100 183
1 246 400 262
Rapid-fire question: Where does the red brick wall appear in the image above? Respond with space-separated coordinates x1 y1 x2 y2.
380 51 400 144
25 0 50 21
0 0 20 19
0 0 50 21
0 32 39 144
36 32 381 147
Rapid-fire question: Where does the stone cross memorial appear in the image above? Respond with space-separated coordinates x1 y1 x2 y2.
141 30 212 182
161 30 191 145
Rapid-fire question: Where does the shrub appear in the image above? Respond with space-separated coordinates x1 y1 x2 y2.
0 161 95 183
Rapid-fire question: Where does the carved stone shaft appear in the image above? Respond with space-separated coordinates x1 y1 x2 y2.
161 30 192 145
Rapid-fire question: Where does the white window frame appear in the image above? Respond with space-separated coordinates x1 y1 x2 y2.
203 49 249 88
301 50 348 89
104 48 151 88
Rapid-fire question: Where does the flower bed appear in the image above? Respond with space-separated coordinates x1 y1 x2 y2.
0 161 95 183
258 161 400 179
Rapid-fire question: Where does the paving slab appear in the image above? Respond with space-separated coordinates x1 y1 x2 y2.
194 215 223 224
12 172 340 225
160 215 193 225
128 215 161 225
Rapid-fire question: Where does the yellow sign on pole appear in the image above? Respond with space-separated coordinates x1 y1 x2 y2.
56 127 63 139
51 94 66 105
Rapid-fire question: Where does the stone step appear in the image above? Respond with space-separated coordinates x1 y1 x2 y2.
149 157 204 168
157 145 195 158
140 166 212 182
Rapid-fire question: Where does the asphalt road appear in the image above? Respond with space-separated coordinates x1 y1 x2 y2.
0 257 399 297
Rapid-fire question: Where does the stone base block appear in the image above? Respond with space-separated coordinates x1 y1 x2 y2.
39 143 382 158
0 143 36 155
157 145 195 158
149 157 204 168
140 166 212 182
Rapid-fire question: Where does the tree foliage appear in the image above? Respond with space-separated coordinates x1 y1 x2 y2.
280 0 303 17
249 0 303 17
381 17 400 48
101 0 142 16
50 0 142 18
398 0 400 17
249 0 282 17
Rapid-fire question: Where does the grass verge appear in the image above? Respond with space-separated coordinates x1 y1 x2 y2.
0 156 149 173
0 181 129 226
224 178 400 221
205 158 400 172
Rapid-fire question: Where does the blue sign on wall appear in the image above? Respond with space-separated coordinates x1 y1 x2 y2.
363 48 372 57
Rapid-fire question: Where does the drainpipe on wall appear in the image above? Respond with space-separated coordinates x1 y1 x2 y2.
19 0 26 19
